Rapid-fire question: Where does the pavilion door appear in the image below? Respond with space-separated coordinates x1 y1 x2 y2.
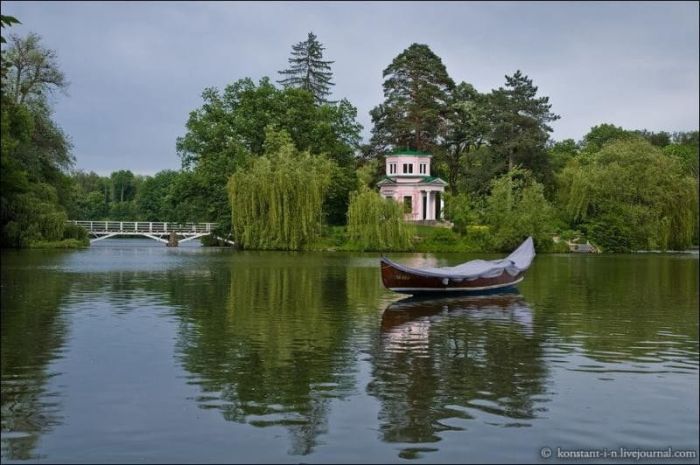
422 193 427 220
435 192 441 220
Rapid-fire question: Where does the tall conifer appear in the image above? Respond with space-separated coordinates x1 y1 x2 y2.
278 32 335 104
369 43 455 153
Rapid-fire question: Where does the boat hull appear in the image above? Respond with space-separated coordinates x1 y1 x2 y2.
380 257 524 295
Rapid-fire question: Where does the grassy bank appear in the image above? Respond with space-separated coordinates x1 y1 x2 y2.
28 238 90 249
308 224 568 253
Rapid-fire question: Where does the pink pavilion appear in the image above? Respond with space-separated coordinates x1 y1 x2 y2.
377 150 448 221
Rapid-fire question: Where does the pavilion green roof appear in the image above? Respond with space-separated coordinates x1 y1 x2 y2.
387 149 433 157
377 176 448 185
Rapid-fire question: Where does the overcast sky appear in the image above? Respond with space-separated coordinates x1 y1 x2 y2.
2 1 698 175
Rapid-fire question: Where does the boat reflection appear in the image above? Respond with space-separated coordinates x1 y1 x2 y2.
368 291 548 458
381 291 533 336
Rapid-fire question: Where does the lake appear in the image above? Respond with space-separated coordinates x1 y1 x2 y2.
1 240 698 463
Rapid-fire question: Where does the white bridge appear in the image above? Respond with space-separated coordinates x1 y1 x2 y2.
67 221 234 245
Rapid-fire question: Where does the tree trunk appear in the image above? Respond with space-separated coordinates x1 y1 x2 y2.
14 65 22 105
508 151 514 171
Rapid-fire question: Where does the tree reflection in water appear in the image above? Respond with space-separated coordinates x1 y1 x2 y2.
173 256 356 456
367 292 549 457
1 253 71 461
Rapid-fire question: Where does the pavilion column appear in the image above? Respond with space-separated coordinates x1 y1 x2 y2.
427 191 434 220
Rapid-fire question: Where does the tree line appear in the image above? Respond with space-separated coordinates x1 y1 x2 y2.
1 21 698 251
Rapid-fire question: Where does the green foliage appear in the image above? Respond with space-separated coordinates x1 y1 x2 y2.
1 32 74 248
547 138 579 173
585 213 635 253
277 32 335 104
176 77 362 231
558 229 583 242
0 15 20 86
167 169 219 225
136 170 179 221
410 225 490 253
4 32 67 105
369 43 455 153
110 170 136 202
558 138 698 251
549 240 571 253
458 145 505 197
634 129 671 147
355 158 382 189
439 82 490 193
74 191 107 220
0 15 20 43
108 201 138 221
228 129 333 250
61 223 89 242
580 123 636 153
346 187 413 251
2 183 68 247
487 70 560 184
307 225 348 250
484 168 555 252
28 238 87 249
663 143 699 178
177 78 361 165
443 192 479 234
324 164 357 226
671 131 698 146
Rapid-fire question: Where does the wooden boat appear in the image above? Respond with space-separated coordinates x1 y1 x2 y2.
380 237 535 295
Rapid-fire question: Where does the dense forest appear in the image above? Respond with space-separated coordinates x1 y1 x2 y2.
1 20 698 252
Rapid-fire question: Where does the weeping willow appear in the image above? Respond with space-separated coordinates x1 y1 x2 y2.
558 138 698 251
227 130 332 250
346 187 413 251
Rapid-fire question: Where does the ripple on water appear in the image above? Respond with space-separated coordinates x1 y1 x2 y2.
1 247 697 462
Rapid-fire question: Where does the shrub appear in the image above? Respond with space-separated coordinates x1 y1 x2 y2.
484 168 556 252
62 223 89 242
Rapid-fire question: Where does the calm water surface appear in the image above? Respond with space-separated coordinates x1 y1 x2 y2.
1 240 698 463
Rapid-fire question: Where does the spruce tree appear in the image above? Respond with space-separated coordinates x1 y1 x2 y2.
277 32 335 104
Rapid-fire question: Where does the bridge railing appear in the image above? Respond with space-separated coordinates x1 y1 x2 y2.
68 221 218 234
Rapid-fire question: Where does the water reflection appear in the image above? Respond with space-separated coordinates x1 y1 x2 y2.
172 256 356 455
523 255 699 370
1 246 697 463
368 292 548 458
1 253 71 461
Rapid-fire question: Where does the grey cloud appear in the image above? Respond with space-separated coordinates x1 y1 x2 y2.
2 1 697 175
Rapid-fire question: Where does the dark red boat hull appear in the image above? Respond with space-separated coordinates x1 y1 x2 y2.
380 257 524 295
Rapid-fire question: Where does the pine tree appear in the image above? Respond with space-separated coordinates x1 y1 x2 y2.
277 32 335 104
488 70 560 173
369 43 455 154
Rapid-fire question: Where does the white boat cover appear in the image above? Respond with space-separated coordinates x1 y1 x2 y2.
384 237 535 280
